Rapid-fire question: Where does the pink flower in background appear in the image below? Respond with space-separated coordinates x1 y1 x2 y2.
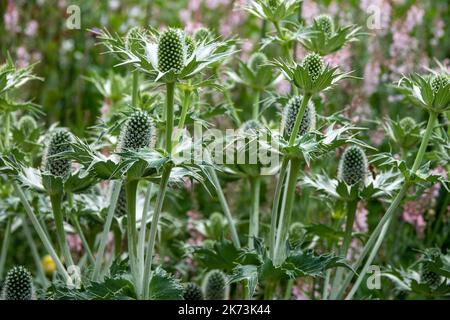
4 0 19 34
363 59 381 94
404 5 424 33
66 234 83 253
324 46 352 71
301 0 319 24
25 20 39 37
16 46 30 68
347 202 369 260
188 0 202 11
186 210 204 246
276 79 291 95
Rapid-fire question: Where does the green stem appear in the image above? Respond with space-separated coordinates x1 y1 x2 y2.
92 179 122 281
142 166 172 299
284 279 294 300
132 71 139 107
336 112 438 299
13 182 69 282
72 216 95 264
269 158 288 259
50 193 74 267
0 216 12 279
330 200 357 297
174 90 191 146
288 94 311 147
4 112 10 149
224 90 241 126
125 179 139 293
165 82 175 154
21 216 49 287
137 182 154 279
252 90 260 120
274 159 301 265
248 176 260 250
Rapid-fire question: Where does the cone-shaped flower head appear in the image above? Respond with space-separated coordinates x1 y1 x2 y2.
2 266 33 300
114 185 127 217
248 52 268 72
399 117 416 134
118 110 155 152
18 115 37 136
184 34 196 58
338 146 368 185
157 28 186 73
421 263 442 289
183 283 203 300
282 96 316 139
203 270 227 300
314 14 334 38
42 129 73 177
301 53 324 82
431 73 449 93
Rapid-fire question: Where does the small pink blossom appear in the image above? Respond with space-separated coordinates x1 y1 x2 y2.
25 20 39 37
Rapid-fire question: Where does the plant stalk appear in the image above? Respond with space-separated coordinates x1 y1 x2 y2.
248 176 260 250
0 216 12 279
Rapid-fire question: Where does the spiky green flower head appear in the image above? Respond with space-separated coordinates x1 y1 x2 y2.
194 27 213 43
2 266 33 300
157 28 186 73
314 14 334 39
240 119 263 133
42 129 73 177
118 110 155 152
115 185 127 217
183 283 203 300
184 34 196 59
203 270 228 300
431 73 449 93
18 115 37 136
399 116 417 134
421 264 442 290
267 0 279 8
125 26 146 56
301 53 324 82
282 96 316 139
338 146 368 186
289 222 305 242
248 52 268 72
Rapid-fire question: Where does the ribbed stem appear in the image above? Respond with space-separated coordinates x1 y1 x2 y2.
0 216 12 279
13 182 69 282
288 94 311 147
92 179 122 281
274 159 301 265
269 158 288 259
137 182 154 279
174 90 191 146
132 71 139 106
50 193 75 268
248 176 261 250
165 82 175 154
72 216 95 264
125 179 139 293
337 111 437 299
252 90 260 120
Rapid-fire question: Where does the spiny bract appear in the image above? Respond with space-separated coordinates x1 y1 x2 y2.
431 73 449 93
125 26 145 56
399 116 417 133
203 270 227 300
301 53 324 82
118 110 155 151
183 282 203 300
282 96 316 139
314 14 334 38
2 266 33 300
42 129 73 177
157 28 185 73
248 52 268 72
338 146 368 185
18 115 37 135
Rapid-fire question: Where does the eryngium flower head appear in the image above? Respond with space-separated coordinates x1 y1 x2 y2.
431 73 449 93
42 129 73 177
118 110 155 152
157 28 185 73
240 119 263 132
203 270 227 300
301 53 324 82
314 14 334 38
248 52 268 72
421 264 442 289
18 115 37 136
115 185 127 217
194 27 212 42
2 266 33 300
338 146 368 185
184 34 196 58
183 283 203 300
282 96 316 139
399 116 416 134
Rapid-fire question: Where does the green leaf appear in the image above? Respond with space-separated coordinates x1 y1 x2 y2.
148 267 184 300
193 238 243 272
229 265 259 298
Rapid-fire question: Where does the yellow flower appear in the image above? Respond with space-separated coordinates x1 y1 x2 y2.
41 254 56 275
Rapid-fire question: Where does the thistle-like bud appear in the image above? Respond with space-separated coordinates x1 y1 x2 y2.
399 117 416 134
194 27 212 43
338 146 368 185
115 185 127 217
184 34 196 59
42 129 73 177
118 110 155 152
248 52 268 72
209 212 224 239
282 96 316 139
314 14 334 38
125 26 145 56
240 119 263 133
421 264 442 290
2 266 33 300
203 270 228 300
158 28 185 73
18 115 37 136
431 73 449 93
301 53 324 82
183 283 203 300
